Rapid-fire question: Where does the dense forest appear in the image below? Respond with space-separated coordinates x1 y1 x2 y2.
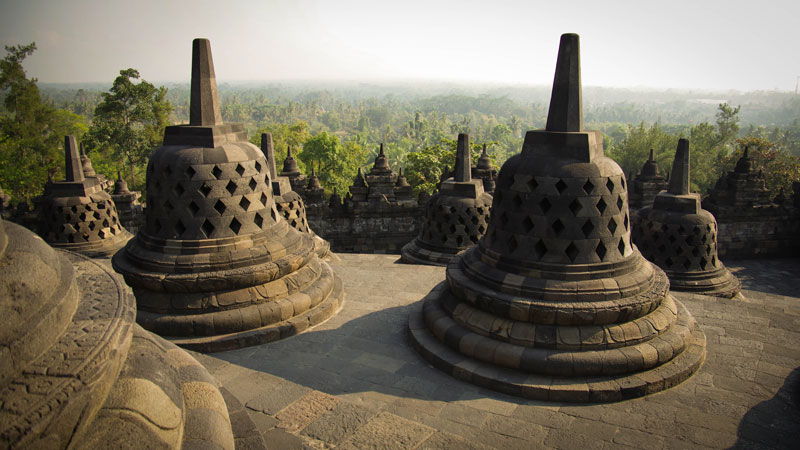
3 43 800 204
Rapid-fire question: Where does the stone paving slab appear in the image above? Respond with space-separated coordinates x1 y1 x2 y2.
193 254 800 449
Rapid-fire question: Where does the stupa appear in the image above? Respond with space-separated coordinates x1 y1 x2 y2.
0 217 235 449
408 34 706 402
112 38 343 352
262 133 331 258
632 139 741 298
402 134 492 266
279 146 307 194
629 149 668 209
111 170 145 234
472 143 497 194
37 135 132 257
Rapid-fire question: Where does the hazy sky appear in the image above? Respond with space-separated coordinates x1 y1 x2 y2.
1 0 798 91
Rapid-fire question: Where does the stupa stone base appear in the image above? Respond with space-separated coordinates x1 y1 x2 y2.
139 274 344 353
409 281 706 402
664 267 742 299
401 238 464 266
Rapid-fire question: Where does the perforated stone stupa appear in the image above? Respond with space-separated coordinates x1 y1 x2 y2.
37 135 132 257
629 149 668 209
113 38 343 352
632 139 741 298
408 34 706 402
0 217 235 449
402 134 492 266
262 133 331 258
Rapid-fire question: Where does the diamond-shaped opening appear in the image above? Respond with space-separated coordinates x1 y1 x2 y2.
596 198 607 214
214 200 226 215
88 222 96 230
512 193 523 208
693 226 701 235
552 218 565 235
449 224 457 233
201 219 215 238
229 217 242 234
254 213 264 228
476 206 485 215
255 161 262 173
212 165 223 179
79 212 87 221
555 179 568 194
678 225 685 234
568 199 581 216
240 196 251 211
249 177 258 191
699 258 708 270
226 180 237 195
522 216 534 233
619 239 626 256
668 234 677 243
189 201 200 216
606 178 615 193
478 224 486 234
608 218 618 234
85 204 93 211
97 202 106 209
174 183 185 197
470 215 479 225
102 218 110 227
705 245 712 255
199 183 212 197
596 241 607 260
164 165 172 177
701 234 708 244
539 198 551 214
534 240 547 258
706 224 712 232
457 215 466 225
665 256 674 267
616 196 624 211
71 205 78 213
676 247 683 255
621 177 626 190
175 220 186 236
508 235 518 252
581 219 594 237
711 255 717 266
583 179 594 194
499 212 509 226
163 200 173 212
260 193 269 206
110 226 117 235
270 208 278 221
93 211 101 220
692 247 700 257
527 177 539 191
456 235 464 246
185 166 196 178
624 214 629 231
565 242 579 262
236 163 246 176
683 259 692 270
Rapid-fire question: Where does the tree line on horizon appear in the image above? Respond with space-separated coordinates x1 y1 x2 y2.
2 42 799 205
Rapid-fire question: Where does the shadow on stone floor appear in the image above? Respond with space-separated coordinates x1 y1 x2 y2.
726 257 800 297
210 301 561 407
732 366 800 449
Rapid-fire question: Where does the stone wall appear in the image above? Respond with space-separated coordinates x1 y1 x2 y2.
307 202 424 253
714 206 800 258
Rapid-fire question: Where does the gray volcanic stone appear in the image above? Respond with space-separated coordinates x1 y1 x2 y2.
37 135 132 257
408 33 706 402
262 133 332 259
632 139 741 298
402 134 493 266
0 218 235 449
112 39 343 352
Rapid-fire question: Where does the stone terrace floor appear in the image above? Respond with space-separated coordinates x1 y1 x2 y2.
186 255 800 450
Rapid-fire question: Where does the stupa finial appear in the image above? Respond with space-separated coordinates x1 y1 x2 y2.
190 38 223 126
64 135 84 182
545 33 583 132
668 138 691 195
261 132 277 178
454 133 471 182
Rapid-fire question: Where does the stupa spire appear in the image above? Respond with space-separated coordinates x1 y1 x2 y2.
64 135 84 182
261 132 277 178
668 138 690 195
545 33 583 132
454 133 471 182
190 38 223 126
